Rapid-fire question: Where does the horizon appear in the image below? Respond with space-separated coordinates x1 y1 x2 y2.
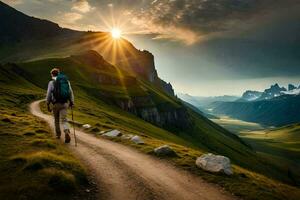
2 0 300 96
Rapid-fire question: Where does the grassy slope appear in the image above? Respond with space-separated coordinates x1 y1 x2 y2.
39 88 300 200
0 67 94 199
241 124 300 186
6 56 299 199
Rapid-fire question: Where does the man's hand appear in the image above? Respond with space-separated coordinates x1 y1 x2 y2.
47 103 52 112
69 101 74 108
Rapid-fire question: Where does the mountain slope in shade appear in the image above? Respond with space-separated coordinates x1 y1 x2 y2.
210 94 300 126
0 1 74 43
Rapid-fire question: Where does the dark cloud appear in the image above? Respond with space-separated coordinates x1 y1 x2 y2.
129 0 300 44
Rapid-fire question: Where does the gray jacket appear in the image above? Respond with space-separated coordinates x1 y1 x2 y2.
46 78 74 104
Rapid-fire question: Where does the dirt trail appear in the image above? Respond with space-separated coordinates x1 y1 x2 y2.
30 100 237 200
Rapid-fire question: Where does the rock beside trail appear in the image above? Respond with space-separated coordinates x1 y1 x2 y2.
82 124 91 129
195 153 233 175
131 135 144 144
154 145 177 156
103 130 122 137
121 134 134 140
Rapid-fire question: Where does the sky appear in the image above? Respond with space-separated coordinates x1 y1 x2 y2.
3 0 300 96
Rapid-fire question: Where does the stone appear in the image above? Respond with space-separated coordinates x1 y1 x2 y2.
82 124 91 129
131 135 144 144
121 134 133 140
103 129 122 137
154 145 177 156
195 153 233 175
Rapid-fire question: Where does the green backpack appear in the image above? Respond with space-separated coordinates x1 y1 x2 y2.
53 73 71 103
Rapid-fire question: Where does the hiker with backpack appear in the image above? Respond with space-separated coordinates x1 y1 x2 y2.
46 68 74 143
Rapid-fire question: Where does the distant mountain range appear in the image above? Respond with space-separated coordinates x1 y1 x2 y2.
239 83 300 102
211 84 300 126
180 83 300 127
177 93 239 109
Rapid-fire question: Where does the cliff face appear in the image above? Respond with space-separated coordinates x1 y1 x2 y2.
62 51 191 130
114 97 192 130
124 50 175 96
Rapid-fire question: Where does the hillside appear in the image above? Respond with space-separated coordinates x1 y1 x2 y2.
2 57 300 199
4 51 300 184
0 1 75 43
0 64 97 199
241 123 300 186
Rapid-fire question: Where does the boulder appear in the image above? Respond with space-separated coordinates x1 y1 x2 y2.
121 134 133 140
154 145 177 156
103 129 122 137
82 124 91 129
195 153 233 175
131 135 144 144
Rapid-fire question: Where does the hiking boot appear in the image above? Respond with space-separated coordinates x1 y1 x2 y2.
64 129 71 143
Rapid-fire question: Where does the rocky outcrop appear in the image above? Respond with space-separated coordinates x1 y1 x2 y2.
159 79 175 96
137 106 192 130
196 153 233 175
113 96 192 130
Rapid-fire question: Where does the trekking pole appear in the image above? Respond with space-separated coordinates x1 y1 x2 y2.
71 107 77 147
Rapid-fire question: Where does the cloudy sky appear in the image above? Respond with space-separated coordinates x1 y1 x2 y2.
3 0 300 96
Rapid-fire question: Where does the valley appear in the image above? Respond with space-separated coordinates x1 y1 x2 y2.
211 115 266 135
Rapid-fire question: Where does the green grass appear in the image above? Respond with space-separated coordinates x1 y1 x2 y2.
1 54 300 199
40 92 300 200
0 76 91 199
241 124 300 186
212 115 266 134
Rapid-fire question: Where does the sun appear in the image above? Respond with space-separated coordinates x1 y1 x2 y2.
111 28 122 39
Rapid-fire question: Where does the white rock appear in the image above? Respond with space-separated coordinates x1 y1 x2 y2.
195 153 233 175
121 134 133 140
82 124 91 129
103 129 122 137
154 145 177 156
131 135 144 144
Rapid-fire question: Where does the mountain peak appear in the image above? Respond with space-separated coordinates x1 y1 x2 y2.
241 90 262 101
288 84 297 91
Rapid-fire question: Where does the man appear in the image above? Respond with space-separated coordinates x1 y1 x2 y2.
46 68 74 143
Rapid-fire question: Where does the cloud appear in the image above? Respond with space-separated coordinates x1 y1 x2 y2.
129 0 299 44
62 12 82 24
71 0 93 13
